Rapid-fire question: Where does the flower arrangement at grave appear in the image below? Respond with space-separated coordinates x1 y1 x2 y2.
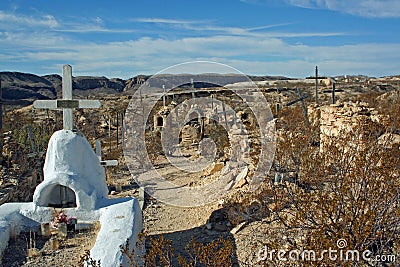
52 210 77 229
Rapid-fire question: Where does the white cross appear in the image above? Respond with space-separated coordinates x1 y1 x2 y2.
95 140 118 167
33 65 102 130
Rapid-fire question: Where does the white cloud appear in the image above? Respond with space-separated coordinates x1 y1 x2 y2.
285 0 400 18
0 10 133 34
55 26 135 33
0 11 59 29
0 12 398 78
134 17 346 38
3 29 399 78
133 18 206 24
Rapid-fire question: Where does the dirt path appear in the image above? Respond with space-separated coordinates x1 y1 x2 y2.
111 156 258 266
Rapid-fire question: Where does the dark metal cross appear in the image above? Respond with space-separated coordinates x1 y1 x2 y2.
286 88 310 126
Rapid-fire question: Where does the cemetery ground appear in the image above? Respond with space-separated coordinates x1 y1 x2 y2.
1 226 98 267
0 80 399 266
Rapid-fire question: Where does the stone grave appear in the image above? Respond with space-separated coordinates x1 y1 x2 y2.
0 65 143 266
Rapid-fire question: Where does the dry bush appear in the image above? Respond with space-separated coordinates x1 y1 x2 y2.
265 130 400 266
223 95 400 266
178 237 234 267
145 235 175 267
138 235 234 267
78 250 101 267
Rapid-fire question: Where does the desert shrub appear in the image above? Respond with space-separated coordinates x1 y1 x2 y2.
224 95 400 266
178 237 234 267
78 250 101 267
146 235 175 267
265 130 400 266
144 235 235 267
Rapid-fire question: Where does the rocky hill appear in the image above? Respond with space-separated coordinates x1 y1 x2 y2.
41 74 127 98
0 72 57 100
0 71 293 103
0 72 130 101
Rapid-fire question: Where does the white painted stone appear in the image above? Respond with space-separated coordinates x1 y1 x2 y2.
92 198 143 266
1 64 142 265
0 130 143 266
0 199 143 266
33 130 108 210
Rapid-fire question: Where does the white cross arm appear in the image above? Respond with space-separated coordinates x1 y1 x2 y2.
95 140 118 167
34 99 102 109
95 140 102 160
33 100 58 109
100 160 118 166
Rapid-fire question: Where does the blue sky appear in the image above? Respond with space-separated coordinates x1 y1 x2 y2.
1 0 400 78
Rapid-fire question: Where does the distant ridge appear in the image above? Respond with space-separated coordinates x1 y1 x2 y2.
0 71 292 102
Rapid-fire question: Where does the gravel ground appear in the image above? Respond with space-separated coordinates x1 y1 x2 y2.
1 227 97 267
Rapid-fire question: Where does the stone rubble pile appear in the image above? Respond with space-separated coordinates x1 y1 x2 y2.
308 102 390 148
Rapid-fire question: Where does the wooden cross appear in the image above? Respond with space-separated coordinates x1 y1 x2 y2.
162 85 166 108
306 66 319 104
95 140 118 167
286 88 310 127
33 65 101 130
323 83 341 104
285 89 309 107
0 80 2 132
26 125 45 182
315 66 319 104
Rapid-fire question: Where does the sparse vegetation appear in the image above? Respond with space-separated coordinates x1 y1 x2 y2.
1 74 399 266
222 92 400 266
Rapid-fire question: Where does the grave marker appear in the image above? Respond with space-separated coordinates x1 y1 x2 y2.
222 101 228 129
33 64 102 206
95 140 118 167
0 80 2 132
323 82 340 104
285 90 309 107
33 65 101 130
0 64 143 266
315 66 319 104
162 85 166 108
285 89 310 127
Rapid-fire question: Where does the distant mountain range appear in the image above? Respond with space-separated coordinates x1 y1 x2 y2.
0 72 129 101
0 71 293 101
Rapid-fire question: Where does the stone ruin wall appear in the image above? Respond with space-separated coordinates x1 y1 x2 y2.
308 102 391 150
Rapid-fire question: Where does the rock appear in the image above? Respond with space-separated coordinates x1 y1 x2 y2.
78 116 87 123
0 71 128 101
0 72 56 100
233 166 248 189
268 203 277 211
203 162 224 176
378 133 400 148
230 221 247 235
224 180 235 191
214 223 227 232
180 125 201 147
315 101 390 150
